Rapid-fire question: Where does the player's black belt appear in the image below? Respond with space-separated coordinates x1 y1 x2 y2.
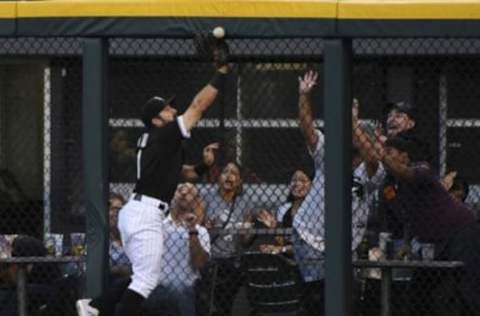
132 193 169 213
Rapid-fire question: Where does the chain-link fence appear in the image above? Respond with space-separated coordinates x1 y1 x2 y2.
0 35 479 316
0 38 84 315
352 38 480 316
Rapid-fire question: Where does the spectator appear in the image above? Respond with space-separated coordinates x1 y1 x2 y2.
143 183 210 316
296 74 387 316
351 111 387 253
379 101 432 247
11 236 62 284
86 184 210 316
109 192 131 277
202 161 255 316
380 137 480 315
0 236 66 316
182 142 222 184
442 171 479 217
294 71 328 316
109 129 137 182
257 169 313 257
384 101 431 161
195 142 222 183
447 174 470 203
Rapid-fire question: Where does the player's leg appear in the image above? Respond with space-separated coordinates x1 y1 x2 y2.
116 202 165 316
75 200 139 316
88 277 131 316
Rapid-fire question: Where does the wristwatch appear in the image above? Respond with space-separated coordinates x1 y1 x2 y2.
189 230 199 236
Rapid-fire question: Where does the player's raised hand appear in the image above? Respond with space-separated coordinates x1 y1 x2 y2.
298 70 318 95
194 30 229 72
213 40 230 71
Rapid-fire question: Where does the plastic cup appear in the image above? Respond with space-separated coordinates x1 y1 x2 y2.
71 233 86 256
378 232 393 259
421 243 435 261
45 233 63 256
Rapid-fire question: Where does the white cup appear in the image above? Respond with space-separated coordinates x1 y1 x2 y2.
421 243 435 261
45 233 63 256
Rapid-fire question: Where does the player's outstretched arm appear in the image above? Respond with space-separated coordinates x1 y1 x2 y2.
298 70 319 152
182 69 227 131
182 38 230 132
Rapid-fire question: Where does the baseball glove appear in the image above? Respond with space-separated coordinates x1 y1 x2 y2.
194 32 229 68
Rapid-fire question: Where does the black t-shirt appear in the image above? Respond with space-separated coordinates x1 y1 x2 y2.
133 117 188 202
380 127 433 238
281 206 294 229
380 175 409 239
402 163 474 243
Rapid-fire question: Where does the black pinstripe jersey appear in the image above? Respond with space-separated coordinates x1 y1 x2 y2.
133 119 186 202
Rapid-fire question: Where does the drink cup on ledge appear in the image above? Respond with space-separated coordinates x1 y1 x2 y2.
379 232 393 259
71 233 86 256
0 235 12 258
45 233 63 256
421 243 435 261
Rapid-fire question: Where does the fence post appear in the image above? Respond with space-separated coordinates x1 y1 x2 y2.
324 38 353 316
82 38 109 297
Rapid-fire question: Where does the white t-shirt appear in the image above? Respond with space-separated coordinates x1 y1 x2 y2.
352 161 385 251
160 216 211 288
276 202 292 223
293 129 326 252
202 187 254 258
292 129 385 252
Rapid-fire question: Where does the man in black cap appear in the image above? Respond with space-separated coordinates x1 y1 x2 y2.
384 101 431 162
381 137 480 315
385 101 416 137
76 44 229 316
379 101 432 247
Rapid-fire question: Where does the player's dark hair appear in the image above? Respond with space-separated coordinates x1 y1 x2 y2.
141 96 176 128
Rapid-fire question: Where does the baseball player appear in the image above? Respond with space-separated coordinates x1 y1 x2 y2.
76 38 229 316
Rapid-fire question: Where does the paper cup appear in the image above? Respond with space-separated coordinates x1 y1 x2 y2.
45 233 63 256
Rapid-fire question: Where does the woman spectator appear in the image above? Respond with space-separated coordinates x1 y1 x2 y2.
109 192 131 277
257 169 313 256
201 161 255 316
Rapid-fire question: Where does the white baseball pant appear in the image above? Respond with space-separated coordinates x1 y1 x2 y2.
118 197 165 298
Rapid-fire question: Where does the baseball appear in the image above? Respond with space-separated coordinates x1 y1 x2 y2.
212 26 225 39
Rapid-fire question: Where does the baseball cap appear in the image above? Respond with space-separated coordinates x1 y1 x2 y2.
385 136 415 157
384 101 417 120
141 95 176 128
